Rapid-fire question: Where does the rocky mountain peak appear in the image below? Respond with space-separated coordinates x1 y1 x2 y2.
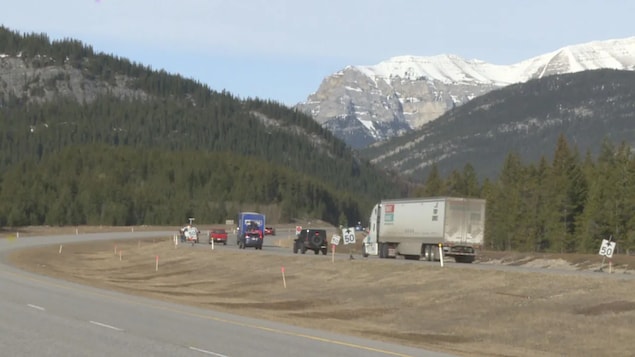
296 37 635 149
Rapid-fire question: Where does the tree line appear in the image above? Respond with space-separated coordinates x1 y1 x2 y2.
418 135 635 254
0 145 365 228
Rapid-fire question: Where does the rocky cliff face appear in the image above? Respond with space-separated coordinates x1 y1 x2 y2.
0 54 148 105
297 38 635 148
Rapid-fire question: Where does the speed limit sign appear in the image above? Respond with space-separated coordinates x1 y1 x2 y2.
598 239 616 258
342 227 356 245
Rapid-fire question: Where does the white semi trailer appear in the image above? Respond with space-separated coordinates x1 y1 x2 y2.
362 197 486 263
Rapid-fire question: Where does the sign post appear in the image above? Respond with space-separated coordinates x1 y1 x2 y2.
598 236 616 272
331 234 341 263
342 227 356 259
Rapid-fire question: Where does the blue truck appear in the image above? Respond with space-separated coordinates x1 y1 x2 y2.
236 212 266 246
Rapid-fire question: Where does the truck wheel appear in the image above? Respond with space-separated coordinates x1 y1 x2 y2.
430 246 438 261
380 243 389 259
293 241 299 254
424 245 432 261
314 249 319 255
321 247 327 255
239 241 245 249
301 245 307 254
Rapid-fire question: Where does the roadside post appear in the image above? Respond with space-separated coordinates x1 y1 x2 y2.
598 236 616 273
342 227 356 259
330 233 341 263
281 266 287 288
438 243 444 267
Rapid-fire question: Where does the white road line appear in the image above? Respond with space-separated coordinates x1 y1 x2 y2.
188 346 228 357
27 304 45 311
89 320 124 331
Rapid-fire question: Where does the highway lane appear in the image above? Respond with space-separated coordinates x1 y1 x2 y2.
0 232 454 357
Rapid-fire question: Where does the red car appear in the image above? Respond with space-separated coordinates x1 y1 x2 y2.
264 226 276 236
209 228 228 245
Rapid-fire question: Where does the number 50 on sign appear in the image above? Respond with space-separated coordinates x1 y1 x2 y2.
598 239 616 258
342 228 356 245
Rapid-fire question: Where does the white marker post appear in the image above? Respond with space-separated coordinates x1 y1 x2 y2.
16 232 19 239
438 243 444 267
332 244 336 263
211 238 215 250
598 237 616 272
281 266 287 288
59 245 63 254
75 228 78 235
119 250 122 261
155 256 159 271
331 233 341 263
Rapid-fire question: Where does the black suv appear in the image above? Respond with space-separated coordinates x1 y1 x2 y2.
293 229 327 255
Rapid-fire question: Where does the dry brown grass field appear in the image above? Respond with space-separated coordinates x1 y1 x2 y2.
4 226 635 356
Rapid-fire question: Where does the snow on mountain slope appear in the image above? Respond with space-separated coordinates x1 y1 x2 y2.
297 37 635 148
355 37 635 85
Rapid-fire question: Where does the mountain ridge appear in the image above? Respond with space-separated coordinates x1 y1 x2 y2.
297 36 635 148
359 68 635 181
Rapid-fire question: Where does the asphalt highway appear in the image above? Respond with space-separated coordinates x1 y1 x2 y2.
0 231 454 357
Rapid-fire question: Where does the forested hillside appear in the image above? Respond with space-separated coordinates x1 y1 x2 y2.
0 27 405 227
362 69 635 181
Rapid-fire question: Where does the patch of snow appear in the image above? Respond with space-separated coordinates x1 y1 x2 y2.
353 37 635 86
358 118 382 139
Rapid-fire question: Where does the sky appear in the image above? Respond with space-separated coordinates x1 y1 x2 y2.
2 0 634 106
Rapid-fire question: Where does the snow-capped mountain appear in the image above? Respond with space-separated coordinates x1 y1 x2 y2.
296 37 635 148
